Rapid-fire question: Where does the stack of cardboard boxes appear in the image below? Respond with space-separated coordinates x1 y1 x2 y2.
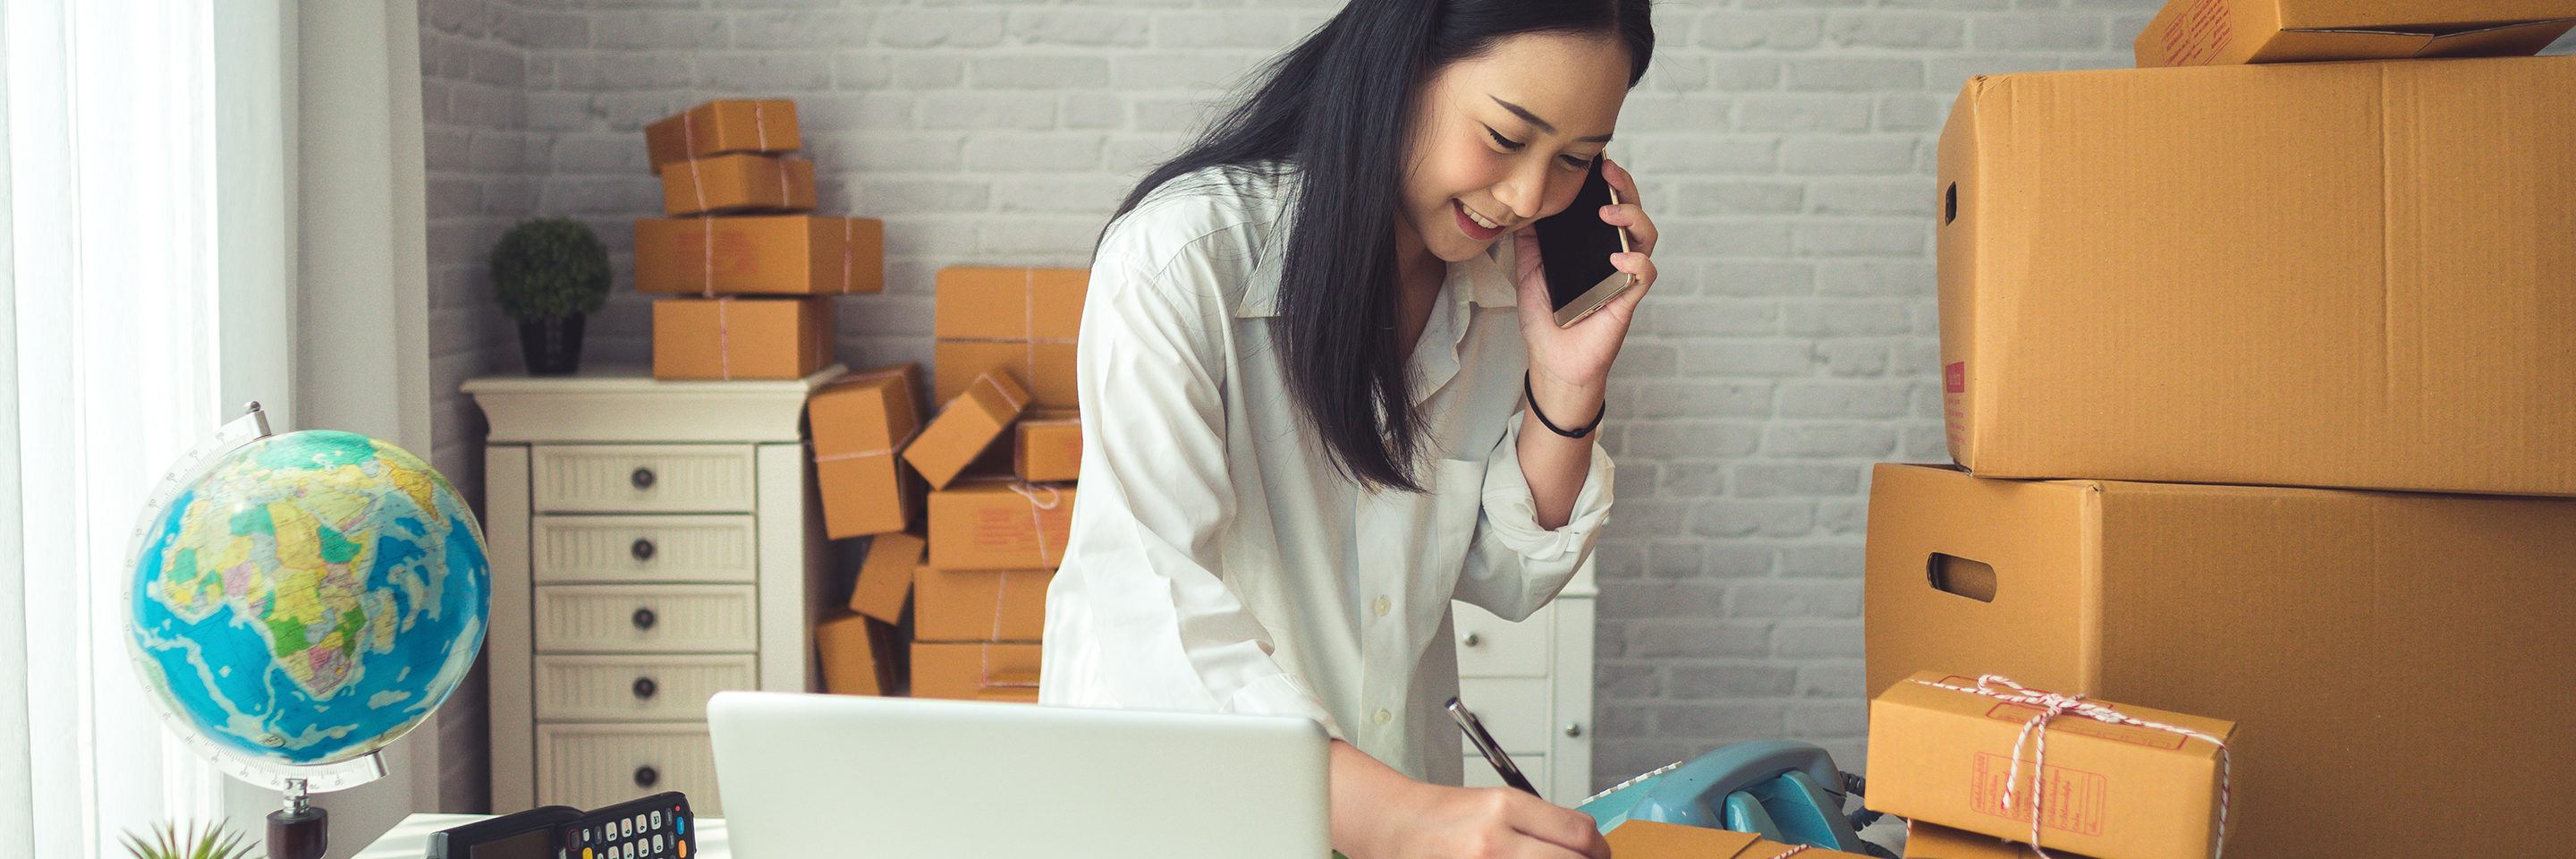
1862 4 2576 858
634 99 886 379
807 268 1089 702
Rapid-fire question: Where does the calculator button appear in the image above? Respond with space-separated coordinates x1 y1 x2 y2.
623 820 634 838
677 843 687 858
651 811 662 828
655 835 665 851
633 812 646 830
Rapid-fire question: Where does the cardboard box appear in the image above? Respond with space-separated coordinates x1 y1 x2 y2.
909 642 1041 702
1937 56 2576 497
634 215 884 296
814 611 899 696
810 364 922 539
933 339 1078 411
650 297 834 380
926 479 1074 571
1865 463 2576 859
1604 821 1874 859
659 152 817 217
645 99 799 174
2137 0 2576 67
913 567 1051 643
1013 411 1080 483
902 370 1028 490
933 267 1088 340
848 532 924 625
1867 671 2234 859
1903 822 2067 859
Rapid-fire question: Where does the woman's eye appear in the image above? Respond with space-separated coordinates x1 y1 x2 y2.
1561 155 1597 170
1485 127 1523 150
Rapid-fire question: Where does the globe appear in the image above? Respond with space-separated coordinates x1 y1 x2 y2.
125 428 489 770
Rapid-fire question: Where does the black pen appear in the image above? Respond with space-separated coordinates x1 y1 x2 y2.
1446 697 1540 796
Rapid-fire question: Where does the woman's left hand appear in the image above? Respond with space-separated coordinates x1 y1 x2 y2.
1512 157 1657 412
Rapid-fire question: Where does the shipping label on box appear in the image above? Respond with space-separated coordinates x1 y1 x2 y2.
810 363 922 539
903 370 1028 490
1013 411 1080 483
1937 56 2576 496
650 297 834 380
909 642 1040 702
927 480 1074 571
913 567 1051 643
849 532 924 625
645 98 799 174
660 152 817 217
1867 671 2234 859
635 215 884 296
2136 0 2576 67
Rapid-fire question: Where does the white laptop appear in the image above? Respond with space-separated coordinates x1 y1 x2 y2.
707 691 1329 858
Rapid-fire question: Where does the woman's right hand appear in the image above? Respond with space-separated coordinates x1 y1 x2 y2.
1331 740 1611 859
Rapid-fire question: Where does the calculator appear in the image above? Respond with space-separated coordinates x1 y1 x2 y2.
428 791 696 859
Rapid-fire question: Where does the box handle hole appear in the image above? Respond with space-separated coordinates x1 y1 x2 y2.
1943 183 1959 225
1927 552 1996 602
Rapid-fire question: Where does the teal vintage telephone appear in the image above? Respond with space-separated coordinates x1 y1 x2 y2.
1577 740 1897 858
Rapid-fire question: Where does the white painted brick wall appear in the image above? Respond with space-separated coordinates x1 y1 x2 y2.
428 0 2576 796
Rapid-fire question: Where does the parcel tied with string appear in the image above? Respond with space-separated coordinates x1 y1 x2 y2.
911 567 1051 643
644 98 800 174
634 214 885 296
932 267 1087 409
809 363 924 538
926 479 1075 571
1865 671 2235 859
649 296 834 380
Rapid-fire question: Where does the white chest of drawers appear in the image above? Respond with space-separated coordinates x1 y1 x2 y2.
468 365 844 816
1454 565 1597 804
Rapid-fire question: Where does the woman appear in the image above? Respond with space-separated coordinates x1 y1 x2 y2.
1039 0 1657 855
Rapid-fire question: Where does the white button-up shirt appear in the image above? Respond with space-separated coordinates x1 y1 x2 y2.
1038 163 1615 785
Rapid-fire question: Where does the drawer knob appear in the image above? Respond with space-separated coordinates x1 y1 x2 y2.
1462 632 1482 648
1564 722 1583 738
630 467 657 490
632 676 657 700
631 538 657 561
633 766 659 789
631 608 657 631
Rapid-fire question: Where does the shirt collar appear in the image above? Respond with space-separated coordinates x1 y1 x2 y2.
1233 230 1521 319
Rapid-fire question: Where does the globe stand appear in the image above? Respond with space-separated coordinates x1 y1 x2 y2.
267 778 327 859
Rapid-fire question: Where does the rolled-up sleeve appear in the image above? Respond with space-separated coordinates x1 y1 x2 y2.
1450 414 1614 621
1039 242 1345 739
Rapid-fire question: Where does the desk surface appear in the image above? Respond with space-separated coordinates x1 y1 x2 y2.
355 813 732 859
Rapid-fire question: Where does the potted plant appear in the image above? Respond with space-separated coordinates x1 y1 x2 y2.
121 821 256 859
490 216 611 376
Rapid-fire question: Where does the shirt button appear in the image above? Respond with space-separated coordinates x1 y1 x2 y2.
1374 709 1392 725
1372 596 1390 617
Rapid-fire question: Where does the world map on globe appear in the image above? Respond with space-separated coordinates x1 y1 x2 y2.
128 430 489 769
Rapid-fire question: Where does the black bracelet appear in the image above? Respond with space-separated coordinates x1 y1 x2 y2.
1523 372 1606 439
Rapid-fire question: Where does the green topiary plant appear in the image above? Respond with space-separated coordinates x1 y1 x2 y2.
488 217 611 322
120 820 258 859
490 217 611 375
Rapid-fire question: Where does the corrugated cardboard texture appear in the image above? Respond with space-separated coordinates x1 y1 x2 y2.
634 215 884 296
649 297 833 380
927 480 1075 571
2137 0 2576 66
814 611 897 696
934 340 1078 410
810 363 922 539
902 370 1028 490
644 99 799 174
1867 671 2233 859
1938 56 2576 496
933 267 1088 340
1604 821 1875 859
849 532 924 625
1014 411 1081 483
912 567 1051 642
909 642 1041 702
1864 463 2576 858
659 152 817 217
1903 822 2064 859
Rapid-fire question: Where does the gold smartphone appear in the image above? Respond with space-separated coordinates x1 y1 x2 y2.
1533 157 1636 327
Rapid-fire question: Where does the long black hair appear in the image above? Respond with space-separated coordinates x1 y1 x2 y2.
1100 0 1655 492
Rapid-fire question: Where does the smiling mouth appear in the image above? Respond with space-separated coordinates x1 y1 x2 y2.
1454 200 1507 240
